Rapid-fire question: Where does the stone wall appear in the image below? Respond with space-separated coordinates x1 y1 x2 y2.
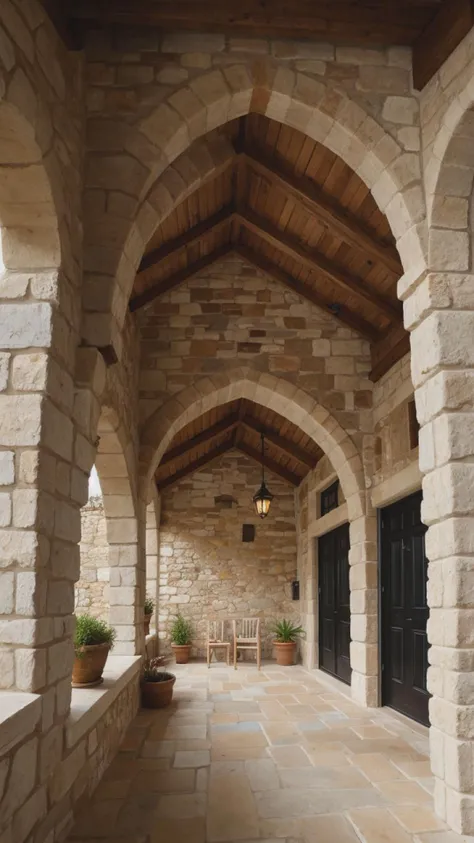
159 450 299 658
76 498 109 619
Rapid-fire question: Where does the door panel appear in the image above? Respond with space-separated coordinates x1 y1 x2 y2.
381 491 430 726
319 523 351 685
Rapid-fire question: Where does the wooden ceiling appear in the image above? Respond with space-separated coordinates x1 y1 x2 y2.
156 399 323 491
132 114 408 381
42 0 469 90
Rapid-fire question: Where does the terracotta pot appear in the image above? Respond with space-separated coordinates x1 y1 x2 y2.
72 643 111 687
274 641 296 666
171 643 192 664
141 674 176 708
144 614 152 635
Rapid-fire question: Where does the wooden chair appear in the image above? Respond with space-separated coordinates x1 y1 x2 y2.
206 620 231 667
232 618 261 670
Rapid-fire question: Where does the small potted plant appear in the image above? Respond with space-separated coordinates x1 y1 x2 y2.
72 614 116 687
144 595 155 635
271 619 305 666
170 613 193 664
141 657 176 708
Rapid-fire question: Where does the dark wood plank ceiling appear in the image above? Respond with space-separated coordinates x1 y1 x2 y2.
132 114 408 379
156 399 323 491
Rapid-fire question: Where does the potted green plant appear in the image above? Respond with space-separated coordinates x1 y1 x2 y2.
170 613 193 664
141 657 176 708
72 614 116 687
144 595 155 635
271 619 305 666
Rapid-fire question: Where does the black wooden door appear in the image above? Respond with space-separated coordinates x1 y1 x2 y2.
381 491 430 726
318 523 351 685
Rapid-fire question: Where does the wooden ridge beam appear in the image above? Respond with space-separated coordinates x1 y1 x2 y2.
237 441 301 487
242 417 317 469
234 243 379 341
237 207 401 324
238 147 402 276
413 0 474 90
139 204 236 274
156 440 233 491
129 244 234 312
160 414 240 467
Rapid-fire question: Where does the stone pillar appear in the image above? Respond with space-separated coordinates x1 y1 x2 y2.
403 270 474 833
145 495 160 632
349 503 379 708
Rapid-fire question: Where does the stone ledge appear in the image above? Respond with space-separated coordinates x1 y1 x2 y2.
308 502 348 538
66 655 141 749
0 691 41 756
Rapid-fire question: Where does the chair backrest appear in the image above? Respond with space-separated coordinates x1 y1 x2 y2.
234 617 260 640
207 619 228 642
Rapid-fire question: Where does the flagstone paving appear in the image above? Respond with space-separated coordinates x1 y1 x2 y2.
68 662 454 843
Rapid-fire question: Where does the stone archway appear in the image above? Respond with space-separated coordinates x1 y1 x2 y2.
82 63 427 354
140 369 377 706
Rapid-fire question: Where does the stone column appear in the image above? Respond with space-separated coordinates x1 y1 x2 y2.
403 269 474 833
349 503 379 708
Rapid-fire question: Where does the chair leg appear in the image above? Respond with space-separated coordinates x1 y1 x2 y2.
234 640 237 670
257 644 261 671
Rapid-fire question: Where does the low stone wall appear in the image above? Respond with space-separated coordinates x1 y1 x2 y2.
159 451 299 658
76 497 109 619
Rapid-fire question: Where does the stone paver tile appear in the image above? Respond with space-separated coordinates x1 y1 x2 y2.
259 701 289 720
245 759 280 791
350 753 407 782
262 722 302 745
164 725 207 740
305 748 349 767
210 713 239 724
222 683 242 690
211 746 268 762
259 818 301 838
284 704 318 718
141 741 175 759
207 759 259 842
120 726 148 754
174 739 211 751
279 765 371 790
270 745 312 768
256 786 385 818
390 806 446 832
131 769 195 793
137 759 171 772
300 813 361 843
212 730 268 749
350 725 397 740
150 817 206 843
94 779 132 800
264 685 304 695
392 759 432 778
156 793 207 819
416 834 471 843
214 701 260 713
196 768 208 792
174 750 210 768
348 808 413 843
72 799 122 837
375 780 432 804
103 758 140 781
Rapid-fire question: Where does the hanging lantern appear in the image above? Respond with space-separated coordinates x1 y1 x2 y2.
253 431 274 519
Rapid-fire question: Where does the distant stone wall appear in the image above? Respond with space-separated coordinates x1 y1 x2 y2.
76 498 109 619
159 451 299 658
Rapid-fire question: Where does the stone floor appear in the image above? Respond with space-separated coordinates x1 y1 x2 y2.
69 661 457 843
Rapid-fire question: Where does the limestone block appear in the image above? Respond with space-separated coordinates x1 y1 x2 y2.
15 647 46 692
0 394 42 446
12 786 47 843
0 303 52 349
382 96 418 125
0 452 14 485
0 737 37 821
429 229 470 272
0 648 14 688
0 572 14 613
49 741 86 804
47 639 74 686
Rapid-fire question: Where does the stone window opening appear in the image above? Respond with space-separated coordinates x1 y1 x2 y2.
75 465 110 622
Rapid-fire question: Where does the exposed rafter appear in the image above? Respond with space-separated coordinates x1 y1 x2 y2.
237 207 400 324
370 323 410 382
413 0 474 90
237 441 300 486
129 244 233 312
234 244 378 341
241 417 317 469
237 147 402 276
138 204 235 274
159 414 239 466
156 440 233 491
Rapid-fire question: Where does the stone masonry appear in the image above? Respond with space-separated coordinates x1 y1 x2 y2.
159 451 298 658
75 497 110 619
3 0 474 837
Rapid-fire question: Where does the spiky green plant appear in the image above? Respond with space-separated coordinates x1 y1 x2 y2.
143 657 175 683
144 595 155 616
271 619 305 643
74 614 116 651
170 613 193 645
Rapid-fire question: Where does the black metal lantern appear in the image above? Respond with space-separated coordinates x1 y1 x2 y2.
253 431 273 519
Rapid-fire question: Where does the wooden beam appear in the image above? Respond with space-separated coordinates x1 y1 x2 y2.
242 418 317 469
239 147 402 276
129 244 233 312
413 0 474 90
156 440 232 491
160 414 239 467
234 243 379 341
237 208 401 323
139 204 235 274
237 441 301 487
41 0 82 49
369 323 410 382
